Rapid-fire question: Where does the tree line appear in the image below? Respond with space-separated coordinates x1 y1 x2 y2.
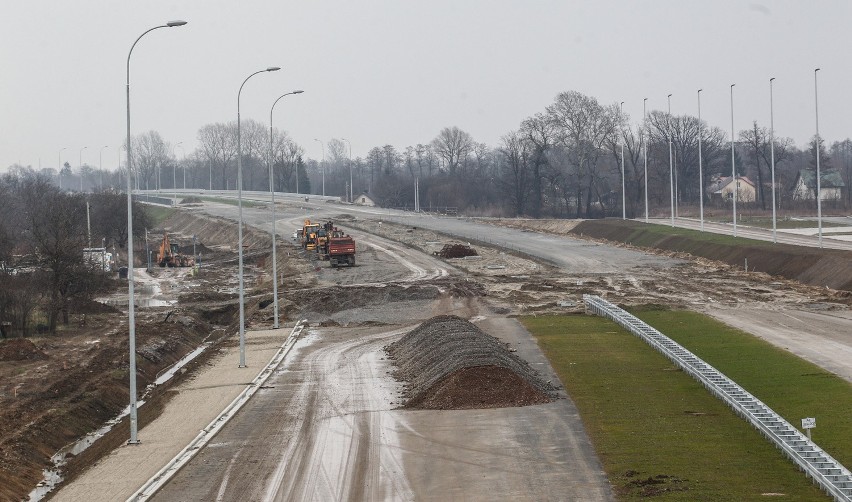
8 89 852 215
0 174 150 336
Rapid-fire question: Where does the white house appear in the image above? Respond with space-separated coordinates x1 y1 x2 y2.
706 176 756 203
355 192 378 207
792 169 845 201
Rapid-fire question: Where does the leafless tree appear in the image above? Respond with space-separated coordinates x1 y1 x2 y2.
431 126 474 175
497 132 532 215
739 121 793 209
547 91 620 217
197 122 238 190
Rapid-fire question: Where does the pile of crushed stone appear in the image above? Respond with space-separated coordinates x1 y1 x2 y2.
386 315 555 410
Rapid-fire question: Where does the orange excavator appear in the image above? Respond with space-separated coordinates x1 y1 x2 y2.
156 232 195 268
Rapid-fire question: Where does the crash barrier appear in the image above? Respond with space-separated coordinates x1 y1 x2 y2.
583 294 851 502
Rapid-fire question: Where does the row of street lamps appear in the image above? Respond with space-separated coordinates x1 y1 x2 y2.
623 69 826 248
124 20 314 443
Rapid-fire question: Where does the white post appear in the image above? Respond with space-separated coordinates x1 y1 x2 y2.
643 98 648 223
731 84 738 238
770 78 777 244
620 101 626 220
667 94 674 227
814 68 823 248
697 89 704 232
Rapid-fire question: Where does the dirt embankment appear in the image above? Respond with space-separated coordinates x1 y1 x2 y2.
569 220 852 292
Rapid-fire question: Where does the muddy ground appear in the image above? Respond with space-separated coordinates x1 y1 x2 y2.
2 206 850 501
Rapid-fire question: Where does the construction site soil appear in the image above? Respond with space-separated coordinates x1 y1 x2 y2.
4 204 851 500
387 315 555 409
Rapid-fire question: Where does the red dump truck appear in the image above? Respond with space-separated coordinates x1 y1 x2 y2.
328 235 356 268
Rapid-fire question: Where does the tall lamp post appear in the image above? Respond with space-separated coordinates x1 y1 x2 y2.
58 147 67 189
620 101 626 220
99 145 109 189
125 19 187 444
697 89 704 232
269 90 304 329
172 141 182 205
643 99 648 222
769 78 777 243
730 83 738 237
79 146 88 192
314 139 325 197
667 94 674 227
237 66 280 367
342 137 353 202
814 68 823 248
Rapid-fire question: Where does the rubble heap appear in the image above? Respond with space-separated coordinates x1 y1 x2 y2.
386 315 555 409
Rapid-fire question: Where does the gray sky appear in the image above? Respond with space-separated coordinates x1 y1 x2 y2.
2 0 851 172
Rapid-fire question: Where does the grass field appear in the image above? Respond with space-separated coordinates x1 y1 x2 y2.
705 216 845 229
143 206 175 226
570 219 852 291
523 310 852 500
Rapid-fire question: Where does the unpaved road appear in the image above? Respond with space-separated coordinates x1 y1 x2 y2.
154 315 611 502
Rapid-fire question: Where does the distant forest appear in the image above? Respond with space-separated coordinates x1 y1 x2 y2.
7 89 852 217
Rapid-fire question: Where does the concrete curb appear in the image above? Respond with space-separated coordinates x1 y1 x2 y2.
127 321 306 501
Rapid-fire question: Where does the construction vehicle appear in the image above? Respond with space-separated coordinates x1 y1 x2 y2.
301 220 321 251
156 232 195 268
328 234 356 268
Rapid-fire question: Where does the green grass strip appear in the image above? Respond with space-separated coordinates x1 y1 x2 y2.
524 313 843 500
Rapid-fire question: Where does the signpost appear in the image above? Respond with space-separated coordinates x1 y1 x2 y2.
802 417 816 440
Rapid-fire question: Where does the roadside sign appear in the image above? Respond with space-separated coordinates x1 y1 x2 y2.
802 417 816 429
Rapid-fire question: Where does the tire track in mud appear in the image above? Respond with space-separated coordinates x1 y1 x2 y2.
259 328 413 501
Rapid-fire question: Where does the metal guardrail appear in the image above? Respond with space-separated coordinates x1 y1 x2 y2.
583 294 852 501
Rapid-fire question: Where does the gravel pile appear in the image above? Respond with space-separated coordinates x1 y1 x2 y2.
386 315 555 409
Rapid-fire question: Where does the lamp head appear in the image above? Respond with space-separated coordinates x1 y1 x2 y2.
770 77 775 82
167 20 188 27
267 67 281 72
293 90 304 94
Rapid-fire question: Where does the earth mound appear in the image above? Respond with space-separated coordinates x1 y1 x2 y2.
435 244 478 259
0 338 48 362
386 315 555 409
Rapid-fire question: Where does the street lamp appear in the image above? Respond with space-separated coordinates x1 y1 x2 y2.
667 94 674 227
730 83 737 238
269 90 303 329
769 78 777 243
172 141 183 205
342 137 353 202
314 138 325 197
620 101 625 220
58 147 67 189
643 98 648 222
79 146 88 192
697 89 704 232
125 19 187 444
100 145 109 189
814 68 823 248
237 66 280 368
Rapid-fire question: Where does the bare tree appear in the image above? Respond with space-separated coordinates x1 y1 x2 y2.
197 122 238 190
739 121 793 209
431 127 474 175
497 132 531 216
547 91 620 217
132 130 171 191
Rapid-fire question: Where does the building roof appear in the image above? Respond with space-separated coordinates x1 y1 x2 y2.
796 169 845 189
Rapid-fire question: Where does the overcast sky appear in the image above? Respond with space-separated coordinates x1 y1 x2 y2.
2 0 851 172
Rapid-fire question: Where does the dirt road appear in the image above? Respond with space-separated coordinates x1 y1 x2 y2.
154 316 612 502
